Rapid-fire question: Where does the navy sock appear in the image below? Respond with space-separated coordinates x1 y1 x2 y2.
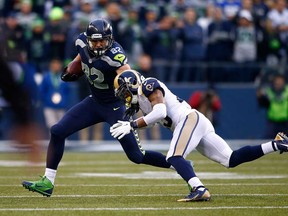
142 150 171 168
168 156 196 182
229 145 264 168
46 134 65 170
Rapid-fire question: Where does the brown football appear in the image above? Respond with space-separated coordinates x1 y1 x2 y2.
66 59 84 75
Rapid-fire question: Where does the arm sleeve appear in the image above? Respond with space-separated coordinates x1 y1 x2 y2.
142 103 167 126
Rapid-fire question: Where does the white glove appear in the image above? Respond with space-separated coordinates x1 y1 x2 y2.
110 120 132 139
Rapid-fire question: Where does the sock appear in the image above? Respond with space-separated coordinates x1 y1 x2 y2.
261 141 277 154
188 177 204 190
44 168 57 184
229 145 264 168
167 156 196 182
142 150 171 168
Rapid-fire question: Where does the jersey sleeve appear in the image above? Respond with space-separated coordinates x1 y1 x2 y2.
107 42 128 67
75 33 86 53
141 78 165 98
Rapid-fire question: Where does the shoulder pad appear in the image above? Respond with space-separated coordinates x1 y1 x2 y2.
141 78 164 97
107 42 128 64
75 33 86 48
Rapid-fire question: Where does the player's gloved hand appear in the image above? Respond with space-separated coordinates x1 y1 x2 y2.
61 67 80 81
123 103 139 120
110 120 132 139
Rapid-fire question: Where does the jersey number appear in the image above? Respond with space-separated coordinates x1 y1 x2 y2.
82 63 109 89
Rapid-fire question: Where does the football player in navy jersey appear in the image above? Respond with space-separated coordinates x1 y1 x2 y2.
110 69 288 202
22 18 171 197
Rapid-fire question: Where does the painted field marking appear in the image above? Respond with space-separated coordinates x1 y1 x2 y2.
0 206 288 211
75 171 288 179
1 183 288 187
1 193 288 198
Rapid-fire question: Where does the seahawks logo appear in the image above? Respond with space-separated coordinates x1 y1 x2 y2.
114 54 125 63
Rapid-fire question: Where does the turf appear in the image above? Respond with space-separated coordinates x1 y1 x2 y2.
0 150 287 216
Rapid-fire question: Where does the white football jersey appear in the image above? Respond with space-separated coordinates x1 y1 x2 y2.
137 78 193 131
136 77 234 168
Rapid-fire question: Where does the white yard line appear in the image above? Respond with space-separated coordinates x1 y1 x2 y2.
0 206 288 211
1 183 288 187
1 193 288 198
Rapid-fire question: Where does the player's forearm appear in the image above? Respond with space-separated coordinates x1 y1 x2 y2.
132 103 167 129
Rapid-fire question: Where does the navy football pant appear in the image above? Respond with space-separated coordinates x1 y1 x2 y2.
46 96 171 169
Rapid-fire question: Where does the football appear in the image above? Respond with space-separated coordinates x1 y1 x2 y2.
66 59 84 75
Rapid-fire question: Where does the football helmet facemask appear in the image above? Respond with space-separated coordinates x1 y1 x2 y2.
114 70 142 106
85 18 113 57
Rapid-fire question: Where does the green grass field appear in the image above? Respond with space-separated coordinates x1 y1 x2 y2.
0 150 287 216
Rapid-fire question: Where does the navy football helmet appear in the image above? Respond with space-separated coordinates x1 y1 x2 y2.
85 18 113 57
114 70 142 105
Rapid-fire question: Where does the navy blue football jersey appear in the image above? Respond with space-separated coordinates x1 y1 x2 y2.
75 33 128 103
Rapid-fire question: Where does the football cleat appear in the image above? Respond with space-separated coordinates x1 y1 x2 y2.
273 132 288 154
177 186 211 202
22 176 54 197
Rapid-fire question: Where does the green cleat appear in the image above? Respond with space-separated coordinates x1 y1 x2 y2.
22 176 54 197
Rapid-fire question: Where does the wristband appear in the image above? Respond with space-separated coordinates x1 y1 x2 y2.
130 121 138 129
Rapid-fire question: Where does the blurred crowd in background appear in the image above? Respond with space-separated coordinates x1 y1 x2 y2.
1 0 288 83
1 0 288 140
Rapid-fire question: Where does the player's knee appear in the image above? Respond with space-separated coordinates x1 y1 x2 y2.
167 155 182 163
125 152 144 164
228 151 239 168
50 124 67 139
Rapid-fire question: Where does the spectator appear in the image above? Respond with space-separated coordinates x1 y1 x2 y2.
257 73 288 138
231 9 263 82
39 58 71 132
197 4 215 34
46 7 69 60
0 13 26 63
267 0 288 58
72 0 98 26
188 88 222 126
261 18 282 65
143 15 178 82
25 18 50 73
252 0 269 29
140 7 159 55
206 7 234 83
177 7 205 82
15 0 38 31
117 7 143 66
105 2 126 45
135 53 156 78
0 1 15 18
214 0 241 20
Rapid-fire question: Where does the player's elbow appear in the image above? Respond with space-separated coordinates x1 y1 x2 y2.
158 109 167 120
143 103 167 125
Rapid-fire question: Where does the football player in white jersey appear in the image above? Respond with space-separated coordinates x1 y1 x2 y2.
110 69 288 202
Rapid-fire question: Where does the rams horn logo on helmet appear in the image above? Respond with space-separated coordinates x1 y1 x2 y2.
124 76 140 89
